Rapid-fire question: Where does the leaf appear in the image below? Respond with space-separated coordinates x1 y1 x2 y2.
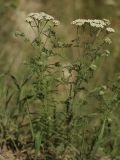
20 95 33 105
11 75 20 90
5 90 13 109
15 31 25 37
34 132 42 160
0 73 5 78
22 75 32 87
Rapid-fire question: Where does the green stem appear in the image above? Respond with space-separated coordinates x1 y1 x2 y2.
26 101 35 140
90 116 107 159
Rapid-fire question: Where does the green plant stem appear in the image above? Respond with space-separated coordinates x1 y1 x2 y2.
90 116 107 159
26 101 35 140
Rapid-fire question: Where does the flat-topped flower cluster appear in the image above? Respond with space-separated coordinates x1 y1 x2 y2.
25 12 60 26
24 12 115 48
71 19 115 33
25 12 115 33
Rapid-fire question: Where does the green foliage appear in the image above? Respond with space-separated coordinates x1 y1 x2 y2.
0 12 120 160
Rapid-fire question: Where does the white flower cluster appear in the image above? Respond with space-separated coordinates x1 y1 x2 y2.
103 19 111 26
104 37 112 44
105 50 110 56
106 27 115 33
25 12 60 26
71 19 115 33
71 19 109 28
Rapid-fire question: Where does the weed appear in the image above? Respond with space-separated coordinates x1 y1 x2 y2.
0 12 119 160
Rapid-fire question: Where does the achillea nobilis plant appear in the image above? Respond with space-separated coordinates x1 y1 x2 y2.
1 12 120 160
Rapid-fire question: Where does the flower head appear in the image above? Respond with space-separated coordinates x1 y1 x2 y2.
105 50 111 56
71 19 110 29
25 17 33 23
101 85 107 90
106 27 115 33
104 37 112 44
99 90 105 96
53 20 60 26
25 12 60 26
103 19 111 26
